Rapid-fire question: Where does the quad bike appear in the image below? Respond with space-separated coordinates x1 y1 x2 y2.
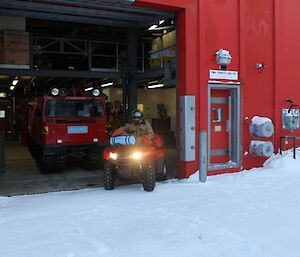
102 134 167 192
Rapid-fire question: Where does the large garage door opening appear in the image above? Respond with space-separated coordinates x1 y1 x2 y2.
0 1 177 195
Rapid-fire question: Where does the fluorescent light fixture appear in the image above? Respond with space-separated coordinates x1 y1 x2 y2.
148 24 158 30
10 86 15 90
12 79 18 86
101 82 113 88
148 83 164 89
84 87 93 91
159 20 165 25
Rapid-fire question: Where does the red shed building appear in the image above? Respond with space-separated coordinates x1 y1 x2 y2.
134 0 300 178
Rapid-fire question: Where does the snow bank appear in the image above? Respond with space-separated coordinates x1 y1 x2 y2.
264 148 300 170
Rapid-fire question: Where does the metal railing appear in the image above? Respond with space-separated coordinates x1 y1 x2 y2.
0 32 176 73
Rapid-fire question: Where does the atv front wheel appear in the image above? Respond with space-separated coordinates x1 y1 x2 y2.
103 161 116 190
143 163 155 192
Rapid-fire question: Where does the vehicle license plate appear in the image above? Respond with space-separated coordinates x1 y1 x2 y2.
67 126 88 134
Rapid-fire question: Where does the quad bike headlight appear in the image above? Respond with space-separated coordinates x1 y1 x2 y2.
109 152 118 160
132 152 142 160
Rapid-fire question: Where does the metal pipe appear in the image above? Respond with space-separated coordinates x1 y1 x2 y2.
127 28 138 113
199 131 207 183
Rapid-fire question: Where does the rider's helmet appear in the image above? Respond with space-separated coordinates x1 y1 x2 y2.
131 109 144 124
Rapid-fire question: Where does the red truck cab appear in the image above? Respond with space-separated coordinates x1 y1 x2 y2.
28 87 108 173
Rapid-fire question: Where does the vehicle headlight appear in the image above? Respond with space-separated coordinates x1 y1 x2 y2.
132 152 142 160
92 88 100 96
109 152 118 160
51 87 59 96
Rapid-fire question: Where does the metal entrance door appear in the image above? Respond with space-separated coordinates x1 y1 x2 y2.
208 84 240 170
210 90 230 164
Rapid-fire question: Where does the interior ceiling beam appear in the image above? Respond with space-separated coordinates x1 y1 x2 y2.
34 0 171 17
0 69 123 79
0 9 138 28
0 0 153 23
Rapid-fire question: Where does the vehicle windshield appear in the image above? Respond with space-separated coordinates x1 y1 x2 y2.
45 100 104 118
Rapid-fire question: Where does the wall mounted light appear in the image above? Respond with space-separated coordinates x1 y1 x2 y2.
256 63 265 73
215 49 232 70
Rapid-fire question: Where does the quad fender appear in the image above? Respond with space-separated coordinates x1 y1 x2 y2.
152 134 165 148
112 128 124 136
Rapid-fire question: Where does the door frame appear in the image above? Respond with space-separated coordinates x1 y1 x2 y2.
208 82 241 171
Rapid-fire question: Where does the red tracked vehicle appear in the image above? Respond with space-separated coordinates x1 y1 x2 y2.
28 87 108 173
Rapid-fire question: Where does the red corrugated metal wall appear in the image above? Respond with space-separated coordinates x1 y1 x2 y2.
136 0 300 178
274 0 300 154
243 0 275 170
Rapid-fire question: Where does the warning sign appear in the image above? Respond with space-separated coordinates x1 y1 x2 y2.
209 70 238 80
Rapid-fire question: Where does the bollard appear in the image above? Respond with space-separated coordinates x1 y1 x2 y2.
199 131 207 183
0 130 4 174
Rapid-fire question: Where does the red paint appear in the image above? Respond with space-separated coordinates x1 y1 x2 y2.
135 0 300 178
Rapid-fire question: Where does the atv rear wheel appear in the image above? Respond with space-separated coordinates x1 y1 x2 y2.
143 163 155 192
156 157 167 181
103 161 116 190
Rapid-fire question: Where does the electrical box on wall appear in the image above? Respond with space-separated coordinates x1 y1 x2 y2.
282 109 300 131
180 96 195 162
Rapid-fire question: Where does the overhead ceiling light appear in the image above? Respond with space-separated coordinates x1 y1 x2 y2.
159 20 165 25
148 24 158 30
101 82 113 88
84 87 93 91
10 85 15 91
147 83 164 89
12 79 18 86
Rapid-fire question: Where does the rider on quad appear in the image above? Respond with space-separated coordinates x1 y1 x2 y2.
113 109 154 145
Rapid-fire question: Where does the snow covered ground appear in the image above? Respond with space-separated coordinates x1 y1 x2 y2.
1 149 300 257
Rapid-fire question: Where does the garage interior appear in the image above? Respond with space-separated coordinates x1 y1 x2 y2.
0 0 178 196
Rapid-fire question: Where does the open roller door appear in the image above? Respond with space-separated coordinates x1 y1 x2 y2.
0 0 178 195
